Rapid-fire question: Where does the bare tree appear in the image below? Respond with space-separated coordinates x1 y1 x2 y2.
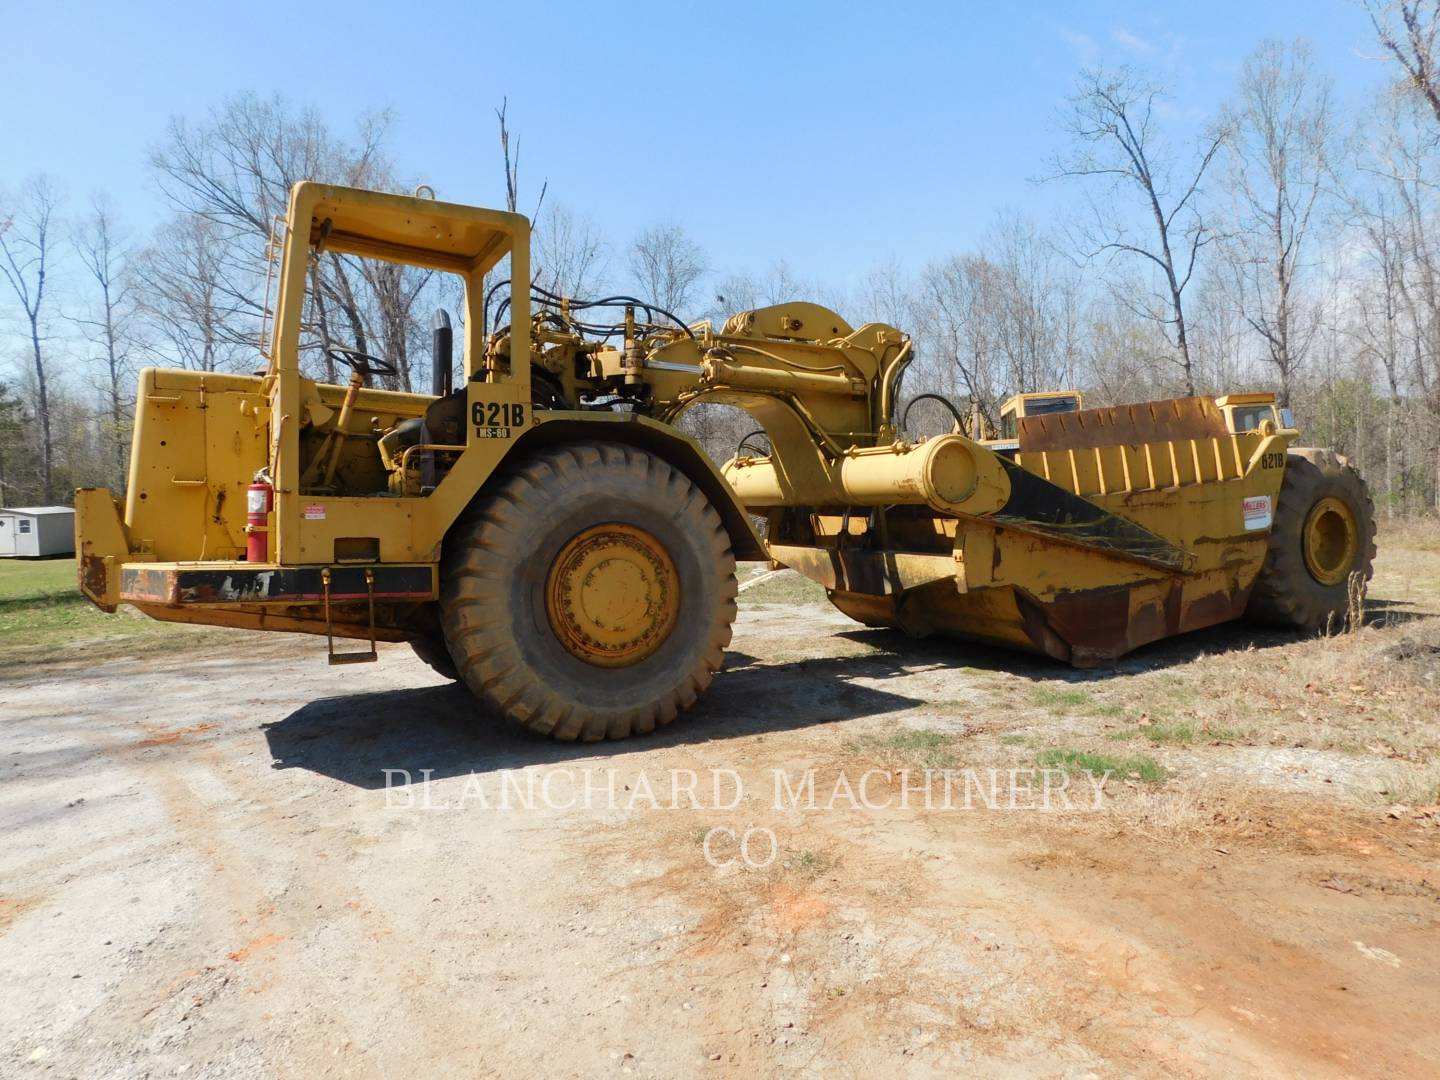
985 214 1081 394
1366 1 1440 124
0 381 28 501
1348 182 1410 512
628 224 706 315
910 255 1001 425
851 258 914 331
355 256 434 391
1355 84 1440 508
534 205 607 299
904 214 1081 435
1047 68 1226 396
133 215 247 373
0 176 61 501
1082 301 1178 405
147 94 420 379
152 95 392 242
713 261 815 320
494 97 546 219
1221 39 1334 407
71 197 134 487
1188 271 1250 393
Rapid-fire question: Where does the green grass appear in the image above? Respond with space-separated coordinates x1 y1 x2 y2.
846 640 903 658
1151 673 1201 708
1036 748 1166 783
1106 721 1250 746
791 849 838 877
1030 685 1091 710
887 729 949 752
0 555 74 597
847 726 959 769
0 556 224 671
738 570 828 606
1373 762 1440 807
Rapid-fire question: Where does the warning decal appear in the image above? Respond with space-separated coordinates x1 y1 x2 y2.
303 504 327 521
1242 495 1272 531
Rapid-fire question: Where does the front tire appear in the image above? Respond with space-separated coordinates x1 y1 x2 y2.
409 634 459 681
1247 453 1376 631
439 442 737 740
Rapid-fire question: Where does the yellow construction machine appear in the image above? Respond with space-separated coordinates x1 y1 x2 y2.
75 184 1376 740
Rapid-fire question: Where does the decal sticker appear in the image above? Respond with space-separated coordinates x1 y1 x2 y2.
472 401 525 439
303 504 327 521
1242 495 1272 531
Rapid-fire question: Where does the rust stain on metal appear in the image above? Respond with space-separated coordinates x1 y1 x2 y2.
1019 396 1228 454
120 566 182 605
79 555 117 612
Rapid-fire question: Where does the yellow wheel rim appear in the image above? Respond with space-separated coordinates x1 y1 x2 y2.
544 524 680 668
1302 496 1359 587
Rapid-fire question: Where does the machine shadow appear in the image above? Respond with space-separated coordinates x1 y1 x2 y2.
265 598 1433 789
263 649 923 789
832 595 1434 685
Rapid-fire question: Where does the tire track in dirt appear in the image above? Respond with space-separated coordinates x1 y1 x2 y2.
576 736 1440 1078
2 652 497 1076
115 707 509 1075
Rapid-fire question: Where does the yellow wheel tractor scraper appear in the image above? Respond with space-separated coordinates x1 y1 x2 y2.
74 185 1376 740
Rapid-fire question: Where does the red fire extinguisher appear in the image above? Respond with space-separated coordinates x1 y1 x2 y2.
246 474 273 562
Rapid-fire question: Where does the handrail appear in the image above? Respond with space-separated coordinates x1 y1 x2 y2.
258 213 286 367
398 443 467 472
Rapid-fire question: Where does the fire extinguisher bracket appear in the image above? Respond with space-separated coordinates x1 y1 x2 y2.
246 478 274 563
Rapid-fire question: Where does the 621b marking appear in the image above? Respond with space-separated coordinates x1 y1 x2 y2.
472 402 526 429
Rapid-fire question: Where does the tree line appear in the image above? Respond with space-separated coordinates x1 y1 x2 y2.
3 1 1440 518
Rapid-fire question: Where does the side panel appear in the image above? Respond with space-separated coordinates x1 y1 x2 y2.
118 563 434 604
104 372 763 571
281 378 539 565
124 368 269 561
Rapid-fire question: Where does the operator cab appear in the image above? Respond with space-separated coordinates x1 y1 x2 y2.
373 308 467 495
998 391 1083 438
1215 392 1292 434
978 390 1084 452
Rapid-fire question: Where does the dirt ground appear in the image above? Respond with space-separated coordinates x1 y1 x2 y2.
2 539 1439 1078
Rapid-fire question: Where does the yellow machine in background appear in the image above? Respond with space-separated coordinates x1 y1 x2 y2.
75 184 1376 740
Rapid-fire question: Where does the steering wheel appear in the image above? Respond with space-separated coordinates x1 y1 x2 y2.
327 347 398 379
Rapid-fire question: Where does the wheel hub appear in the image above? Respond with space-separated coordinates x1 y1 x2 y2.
1302 496 1359 587
545 524 680 667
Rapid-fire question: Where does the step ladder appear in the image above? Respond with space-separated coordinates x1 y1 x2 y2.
322 566 378 665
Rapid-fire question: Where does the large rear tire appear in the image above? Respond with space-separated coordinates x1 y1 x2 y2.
440 442 737 740
1247 453 1376 631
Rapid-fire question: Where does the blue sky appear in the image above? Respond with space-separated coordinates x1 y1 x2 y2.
0 0 1397 295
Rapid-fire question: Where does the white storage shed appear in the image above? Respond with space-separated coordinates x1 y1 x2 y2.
0 506 76 557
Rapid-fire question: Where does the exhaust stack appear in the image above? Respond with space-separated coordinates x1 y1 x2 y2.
431 309 453 397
